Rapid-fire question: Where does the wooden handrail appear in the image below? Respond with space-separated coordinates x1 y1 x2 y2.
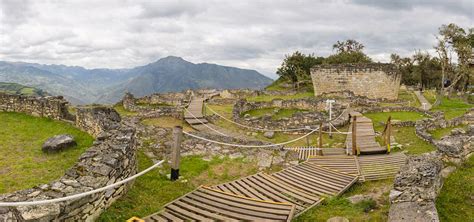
351 116 358 155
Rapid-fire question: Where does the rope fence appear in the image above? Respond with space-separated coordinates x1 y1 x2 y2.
0 160 165 207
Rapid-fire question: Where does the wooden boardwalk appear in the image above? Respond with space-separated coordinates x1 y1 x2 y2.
287 147 346 160
308 153 406 182
145 161 358 220
346 112 387 155
144 186 295 221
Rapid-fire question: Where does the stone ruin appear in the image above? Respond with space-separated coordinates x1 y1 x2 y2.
0 93 74 121
0 97 138 221
311 63 402 100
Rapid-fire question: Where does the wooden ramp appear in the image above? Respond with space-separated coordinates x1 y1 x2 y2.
358 153 407 181
308 153 407 182
287 147 346 160
211 162 358 216
346 112 387 155
144 186 295 221
308 155 360 176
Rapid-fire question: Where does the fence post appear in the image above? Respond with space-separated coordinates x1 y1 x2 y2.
170 126 183 181
387 117 391 153
352 116 357 156
317 123 323 156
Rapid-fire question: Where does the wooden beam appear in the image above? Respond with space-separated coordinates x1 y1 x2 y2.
352 116 357 156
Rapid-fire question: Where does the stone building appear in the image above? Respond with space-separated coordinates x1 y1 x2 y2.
310 63 401 100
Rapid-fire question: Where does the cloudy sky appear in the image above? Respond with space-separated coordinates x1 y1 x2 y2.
0 0 472 78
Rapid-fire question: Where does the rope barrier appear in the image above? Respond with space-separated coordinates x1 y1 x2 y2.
204 103 312 132
184 108 228 137
183 128 319 148
0 160 165 207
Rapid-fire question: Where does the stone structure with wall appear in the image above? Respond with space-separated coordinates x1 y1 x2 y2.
0 93 74 121
0 100 138 221
311 63 402 100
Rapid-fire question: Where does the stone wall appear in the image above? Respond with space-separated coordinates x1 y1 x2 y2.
120 92 185 119
388 152 443 222
0 108 138 221
76 107 122 137
231 98 344 131
0 93 74 121
311 63 402 100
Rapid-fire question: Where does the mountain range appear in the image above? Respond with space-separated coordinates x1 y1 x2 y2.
0 56 272 104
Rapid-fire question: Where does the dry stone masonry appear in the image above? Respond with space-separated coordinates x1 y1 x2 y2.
311 63 402 100
0 97 138 221
0 93 74 121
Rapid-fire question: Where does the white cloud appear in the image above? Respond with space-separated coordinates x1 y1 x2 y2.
0 0 472 79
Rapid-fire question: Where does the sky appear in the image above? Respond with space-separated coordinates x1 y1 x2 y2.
0 0 472 79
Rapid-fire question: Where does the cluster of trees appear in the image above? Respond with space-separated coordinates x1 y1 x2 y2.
392 23 473 91
277 23 473 92
276 39 371 89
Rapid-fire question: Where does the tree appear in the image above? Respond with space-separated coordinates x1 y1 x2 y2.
276 51 324 89
332 39 365 53
325 39 372 64
436 23 473 92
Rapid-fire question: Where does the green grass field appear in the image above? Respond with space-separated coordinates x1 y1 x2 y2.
0 112 94 193
397 90 421 107
364 112 434 154
422 90 438 104
296 179 392 221
113 104 138 117
432 97 472 120
242 107 308 120
436 155 474 222
98 152 258 221
429 125 468 140
246 91 314 102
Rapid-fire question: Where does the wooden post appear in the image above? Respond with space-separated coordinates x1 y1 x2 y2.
318 122 323 156
387 117 392 153
352 116 357 156
170 126 183 181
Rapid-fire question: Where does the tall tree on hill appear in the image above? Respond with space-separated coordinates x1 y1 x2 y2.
325 39 372 64
276 51 324 89
435 23 473 92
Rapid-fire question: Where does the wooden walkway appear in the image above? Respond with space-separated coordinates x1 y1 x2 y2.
346 112 387 155
287 147 346 160
144 186 295 221
308 153 406 182
145 161 358 220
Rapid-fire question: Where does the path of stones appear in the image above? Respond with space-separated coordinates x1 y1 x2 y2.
144 96 406 221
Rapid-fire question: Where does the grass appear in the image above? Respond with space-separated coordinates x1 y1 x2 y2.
98 152 258 221
113 104 138 117
0 112 94 194
364 111 427 131
141 116 194 132
296 179 393 221
398 90 421 107
246 91 314 102
254 126 349 148
429 125 468 140
432 96 472 120
422 90 438 104
436 155 474 222
242 108 309 120
364 112 434 154
136 102 172 108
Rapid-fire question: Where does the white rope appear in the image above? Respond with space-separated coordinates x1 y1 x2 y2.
283 147 323 151
185 108 228 137
204 103 312 132
183 128 319 148
329 122 352 135
0 160 165 207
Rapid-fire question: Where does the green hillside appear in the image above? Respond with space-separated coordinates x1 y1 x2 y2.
0 82 49 96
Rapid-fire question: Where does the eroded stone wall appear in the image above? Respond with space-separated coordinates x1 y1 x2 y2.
0 93 74 120
311 63 401 100
0 108 137 221
76 107 122 137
